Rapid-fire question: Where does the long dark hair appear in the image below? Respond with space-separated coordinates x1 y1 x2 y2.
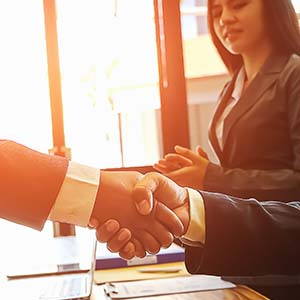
207 0 300 75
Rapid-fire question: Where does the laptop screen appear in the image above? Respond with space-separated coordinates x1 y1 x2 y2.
6 233 96 279
4 232 97 300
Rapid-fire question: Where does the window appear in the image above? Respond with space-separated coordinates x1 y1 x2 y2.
55 0 162 168
0 0 189 268
0 0 53 272
180 0 228 161
292 0 300 13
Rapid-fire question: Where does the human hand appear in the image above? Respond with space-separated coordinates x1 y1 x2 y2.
90 171 185 258
153 145 209 189
95 172 190 259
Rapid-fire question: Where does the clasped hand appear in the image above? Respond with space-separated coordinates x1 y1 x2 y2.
153 145 210 190
90 171 190 260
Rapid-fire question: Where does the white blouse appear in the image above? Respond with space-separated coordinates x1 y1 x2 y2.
215 68 246 150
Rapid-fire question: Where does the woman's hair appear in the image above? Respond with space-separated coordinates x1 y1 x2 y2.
207 0 300 75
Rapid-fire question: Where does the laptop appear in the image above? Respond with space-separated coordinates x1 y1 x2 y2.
4 233 97 300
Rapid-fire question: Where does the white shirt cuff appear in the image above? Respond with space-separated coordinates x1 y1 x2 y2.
48 161 100 227
181 188 206 244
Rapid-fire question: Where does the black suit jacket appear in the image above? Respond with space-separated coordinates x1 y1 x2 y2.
185 191 300 277
204 52 300 201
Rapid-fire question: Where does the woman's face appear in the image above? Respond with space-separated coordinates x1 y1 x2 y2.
211 0 270 55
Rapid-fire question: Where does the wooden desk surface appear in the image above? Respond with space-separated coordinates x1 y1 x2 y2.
91 262 269 300
92 283 268 300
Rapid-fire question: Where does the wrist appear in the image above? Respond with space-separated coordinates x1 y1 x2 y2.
90 171 106 225
199 159 209 189
182 189 190 235
173 188 190 236
182 188 205 243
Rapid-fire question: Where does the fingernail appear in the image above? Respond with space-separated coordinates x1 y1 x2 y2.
123 243 133 253
175 145 186 152
138 200 150 214
118 230 129 241
88 218 98 228
106 220 118 232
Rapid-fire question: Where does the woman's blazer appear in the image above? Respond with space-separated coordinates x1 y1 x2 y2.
204 52 300 201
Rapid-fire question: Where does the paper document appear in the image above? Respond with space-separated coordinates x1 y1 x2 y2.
104 275 236 299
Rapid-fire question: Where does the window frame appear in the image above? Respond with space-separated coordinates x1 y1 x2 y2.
43 0 190 234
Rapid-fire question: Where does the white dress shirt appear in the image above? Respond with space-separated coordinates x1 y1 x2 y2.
215 68 245 150
48 161 100 227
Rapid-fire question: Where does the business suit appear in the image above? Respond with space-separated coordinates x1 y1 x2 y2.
204 52 300 201
184 190 300 300
0 139 69 230
185 191 300 276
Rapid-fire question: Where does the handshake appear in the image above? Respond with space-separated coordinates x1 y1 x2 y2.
89 171 190 260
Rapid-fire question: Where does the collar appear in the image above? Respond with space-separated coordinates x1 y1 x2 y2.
231 67 245 100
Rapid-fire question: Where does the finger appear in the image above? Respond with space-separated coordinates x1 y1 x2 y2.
144 212 174 247
165 154 193 167
119 242 136 260
153 163 170 173
196 145 209 159
174 145 201 164
134 230 161 254
88 217 99 229
154 201 184 237
95 219 120 243
153 162 180 173
154 159 182 172
131 237 147 258
105 228 132 253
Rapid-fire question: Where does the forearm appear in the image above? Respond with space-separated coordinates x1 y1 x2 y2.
0 139 69 230
185 191 300 276
203 162 300 201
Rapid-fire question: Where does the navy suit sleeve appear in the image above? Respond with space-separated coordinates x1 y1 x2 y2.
184 191 300 276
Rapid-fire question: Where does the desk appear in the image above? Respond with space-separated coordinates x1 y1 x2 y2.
0 268 268 299
91 262 269 300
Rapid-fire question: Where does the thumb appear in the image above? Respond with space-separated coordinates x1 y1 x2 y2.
133 172 186 214
132 181 154 215
196 145 209 159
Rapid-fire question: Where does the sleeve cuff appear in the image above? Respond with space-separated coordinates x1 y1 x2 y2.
181 188 206 245
48 161 100 227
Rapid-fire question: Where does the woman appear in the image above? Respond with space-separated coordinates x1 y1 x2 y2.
154 0 300 201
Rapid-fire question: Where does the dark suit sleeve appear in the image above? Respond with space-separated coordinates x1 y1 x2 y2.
184 191 300 276
203 163 300 201
0 140 69 230
204 63 300 202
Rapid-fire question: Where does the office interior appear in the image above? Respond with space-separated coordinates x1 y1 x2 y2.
0 0 300 299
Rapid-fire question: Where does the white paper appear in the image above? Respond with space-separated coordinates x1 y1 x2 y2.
104 275 236 299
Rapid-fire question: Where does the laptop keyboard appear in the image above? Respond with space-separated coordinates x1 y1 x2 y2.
39 276 88 300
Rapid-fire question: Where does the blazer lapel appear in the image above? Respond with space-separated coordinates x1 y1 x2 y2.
209 75 236 160
222 53 290 151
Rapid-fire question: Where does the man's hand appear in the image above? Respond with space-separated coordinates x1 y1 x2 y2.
153 145 209 189
90 171 185 258
133 172 190 230
95 172 191 259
